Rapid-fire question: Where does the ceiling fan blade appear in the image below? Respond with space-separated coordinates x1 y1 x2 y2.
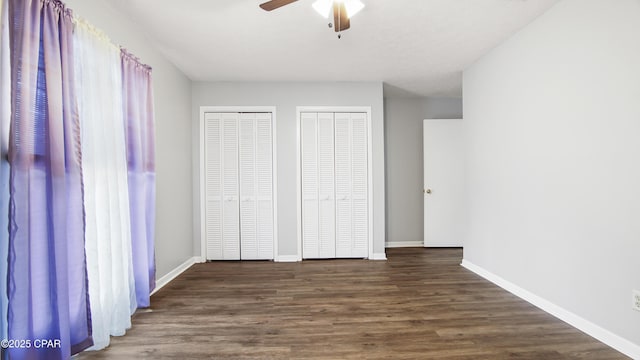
333 2 350 32
259 0 298 11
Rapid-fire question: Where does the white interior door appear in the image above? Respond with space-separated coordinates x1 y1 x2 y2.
423 119 465 247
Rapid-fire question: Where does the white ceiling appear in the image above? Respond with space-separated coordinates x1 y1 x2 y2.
109 0 560 98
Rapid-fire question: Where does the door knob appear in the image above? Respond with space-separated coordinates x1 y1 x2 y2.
424 189 432 194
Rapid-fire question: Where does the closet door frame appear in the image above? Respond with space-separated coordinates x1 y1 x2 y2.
199 106 278 261
296 106 373 261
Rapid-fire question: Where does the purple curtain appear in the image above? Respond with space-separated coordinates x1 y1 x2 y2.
121 50 156 308
7 0 92 358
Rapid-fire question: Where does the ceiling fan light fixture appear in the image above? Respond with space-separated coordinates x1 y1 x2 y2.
344 0 365 18
312 0 333 18
313 0 364 19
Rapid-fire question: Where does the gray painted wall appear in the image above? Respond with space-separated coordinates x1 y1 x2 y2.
384 97 462 245
192 82 386 258
64 0 194 279
464 0 640 351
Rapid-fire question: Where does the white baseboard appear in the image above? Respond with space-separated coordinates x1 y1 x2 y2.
151 256 198 296
370 253 387 260
461 259 640 359
385 241 423 248
275 255 300 262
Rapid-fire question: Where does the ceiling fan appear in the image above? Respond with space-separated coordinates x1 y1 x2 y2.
259 0 365 38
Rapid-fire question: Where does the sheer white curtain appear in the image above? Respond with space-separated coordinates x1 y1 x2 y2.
73 18 137 350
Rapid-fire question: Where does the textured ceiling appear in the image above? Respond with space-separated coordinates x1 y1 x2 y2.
108 0 560 98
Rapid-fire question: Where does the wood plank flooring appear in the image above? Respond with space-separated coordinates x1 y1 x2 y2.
76 248 628 359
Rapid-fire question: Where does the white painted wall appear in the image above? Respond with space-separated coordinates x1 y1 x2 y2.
384 97 462 246
463 0 640 353
192 82 385 258
64 0 194 279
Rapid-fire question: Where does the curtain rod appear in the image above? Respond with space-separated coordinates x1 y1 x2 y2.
69 4 152 71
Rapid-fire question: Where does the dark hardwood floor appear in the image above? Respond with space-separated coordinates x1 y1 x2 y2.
76 248 628 359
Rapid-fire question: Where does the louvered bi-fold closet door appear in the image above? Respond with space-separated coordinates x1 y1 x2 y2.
317 113 336 258
301 111 368 259
301 112 337 259
301 113 320 258
239 113 274 260
339 112 368 258
205 113 240 260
